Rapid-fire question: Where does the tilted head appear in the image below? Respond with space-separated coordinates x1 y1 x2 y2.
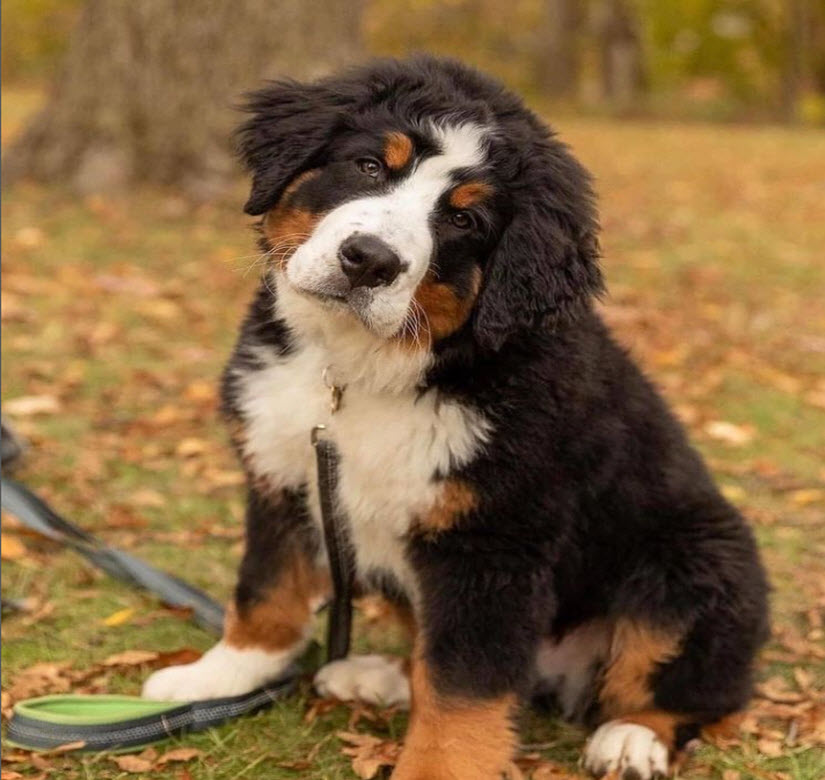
238 56 602 357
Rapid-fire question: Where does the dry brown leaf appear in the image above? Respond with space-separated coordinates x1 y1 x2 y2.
183 380 216 404
176 438 210 457
790 489 824 507
703 420 755 446
337 731 401 779
12 226 45 250
0 534 27 561
1 771 24 780
0 690 12 719
156 747 203 765
45 741 86 754
756 737 784 757
757 676 806 704
111 754 154 773
154 648 203 669
129 488 166 508
722 770 741 780
103 649 159 667
4 395 60 417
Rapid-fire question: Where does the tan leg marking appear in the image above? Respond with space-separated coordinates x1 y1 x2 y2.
384 131 414 170
599 619 683 719
392 645 516 780
449 180 493 209
413 479 477 538
225 548 330 651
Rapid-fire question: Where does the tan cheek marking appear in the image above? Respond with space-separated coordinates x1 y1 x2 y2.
262 169 322 268
407 266 482 346
392 644 516 780
449 180 493 209
599 619 683 718
224 547 330 651
384 131 414 170
414 480 477 537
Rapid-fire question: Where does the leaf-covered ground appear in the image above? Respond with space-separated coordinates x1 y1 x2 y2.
2 90 824 779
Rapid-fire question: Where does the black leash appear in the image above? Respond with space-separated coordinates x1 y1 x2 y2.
312 366 356 663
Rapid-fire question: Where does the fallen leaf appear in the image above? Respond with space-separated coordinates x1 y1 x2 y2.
183 380 216 404
0 752 30 765
757 676 806 704
156 747 203 765
102 607 135 627
12 226 45 250
111 754 154 773
45 741 86 754
337 730 401 779
756 737 783 757
4 395 60 417
703 420 755 446
0 534 27 561
103 650 159 667
721 484 746 503
176 438 210 458
129 488 166 508
790 489 824 507
722 771 741 780
154 648 202 668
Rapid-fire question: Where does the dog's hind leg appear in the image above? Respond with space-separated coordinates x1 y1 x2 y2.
582 612 762 780
143 485 329 701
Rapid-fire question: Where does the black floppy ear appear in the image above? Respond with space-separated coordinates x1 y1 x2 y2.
237 78 365 216
473 142 603 350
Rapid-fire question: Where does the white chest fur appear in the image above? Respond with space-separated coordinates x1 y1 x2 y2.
236 342 490 597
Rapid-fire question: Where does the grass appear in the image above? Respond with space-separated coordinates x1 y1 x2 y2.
2 91 824 779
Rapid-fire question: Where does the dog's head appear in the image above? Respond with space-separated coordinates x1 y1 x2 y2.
238 56 602 352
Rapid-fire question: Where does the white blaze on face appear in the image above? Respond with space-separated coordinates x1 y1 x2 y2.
284 123 488 337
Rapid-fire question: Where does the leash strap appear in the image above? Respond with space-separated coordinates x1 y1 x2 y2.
312 426 355 663
1 476 225 634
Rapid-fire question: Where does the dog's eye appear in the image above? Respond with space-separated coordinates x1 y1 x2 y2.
450 211 474 230
356 158 383 178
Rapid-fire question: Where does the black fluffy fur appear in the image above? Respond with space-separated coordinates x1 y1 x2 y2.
225 55 769 734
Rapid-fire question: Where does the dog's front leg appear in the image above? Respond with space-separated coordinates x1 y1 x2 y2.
393 539 552 780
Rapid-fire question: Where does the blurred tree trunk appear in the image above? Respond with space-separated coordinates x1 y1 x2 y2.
3 0 364 198
780 0 805 120
596 0 645 110
535 0 583 99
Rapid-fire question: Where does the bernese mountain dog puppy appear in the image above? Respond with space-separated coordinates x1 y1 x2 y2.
143 56 769 779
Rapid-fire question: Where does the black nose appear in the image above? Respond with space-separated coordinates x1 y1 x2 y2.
339 234 402 289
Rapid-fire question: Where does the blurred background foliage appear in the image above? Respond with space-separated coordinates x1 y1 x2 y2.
3 0 824 124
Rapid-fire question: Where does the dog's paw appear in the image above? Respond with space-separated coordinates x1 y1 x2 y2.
142 641 294 701
314 654 410 708
583 721 669 779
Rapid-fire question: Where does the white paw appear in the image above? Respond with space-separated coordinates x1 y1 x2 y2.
313 654 410 708
583 721 669 779
142 641 297 701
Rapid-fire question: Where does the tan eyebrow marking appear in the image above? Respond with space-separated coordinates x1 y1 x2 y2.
384 131 414 170
449 180 493 209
